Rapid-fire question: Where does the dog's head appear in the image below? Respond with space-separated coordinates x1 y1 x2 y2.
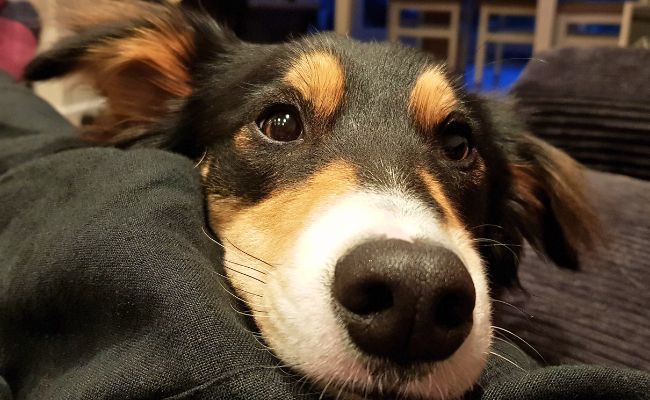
26 2 599 398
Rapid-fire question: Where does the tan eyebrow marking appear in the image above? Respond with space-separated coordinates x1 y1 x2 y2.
408 65 458 132
417 167 463 229
284 51 345 119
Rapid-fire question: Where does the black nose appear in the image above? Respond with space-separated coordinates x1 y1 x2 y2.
332 238 475 364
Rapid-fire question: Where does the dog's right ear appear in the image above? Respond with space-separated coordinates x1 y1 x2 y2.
24 0 239 147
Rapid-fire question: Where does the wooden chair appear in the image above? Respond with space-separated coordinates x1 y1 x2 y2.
387 0 462 69
474 0 537 88
619 0 650 47
554 1 625 48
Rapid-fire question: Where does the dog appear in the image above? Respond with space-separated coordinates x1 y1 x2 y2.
25 1 599 399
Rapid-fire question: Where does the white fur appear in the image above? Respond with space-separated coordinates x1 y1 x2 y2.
259 190 492 399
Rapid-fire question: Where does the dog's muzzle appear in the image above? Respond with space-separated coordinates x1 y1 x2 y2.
332 238 476 364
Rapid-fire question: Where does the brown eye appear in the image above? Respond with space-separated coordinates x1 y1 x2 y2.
257 106 302 142
440 119 473 161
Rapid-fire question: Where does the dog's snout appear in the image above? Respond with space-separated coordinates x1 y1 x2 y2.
332 238 475 364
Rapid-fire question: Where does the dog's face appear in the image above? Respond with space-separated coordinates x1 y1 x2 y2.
26 2 599 399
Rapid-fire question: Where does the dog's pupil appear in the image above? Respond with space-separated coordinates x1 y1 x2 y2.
442 134 470 161
263 112 301 142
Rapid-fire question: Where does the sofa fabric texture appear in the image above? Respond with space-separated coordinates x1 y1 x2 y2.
511 47 650 180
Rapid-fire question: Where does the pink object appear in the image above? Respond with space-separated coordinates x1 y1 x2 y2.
0 16 37 80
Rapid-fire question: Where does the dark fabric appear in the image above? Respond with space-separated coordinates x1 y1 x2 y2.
477 342 650 400
494 169 650 370
510 47 650 180
0 72 312 400
1 71 649 399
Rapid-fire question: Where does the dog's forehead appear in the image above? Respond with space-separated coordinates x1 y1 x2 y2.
280 35 460 129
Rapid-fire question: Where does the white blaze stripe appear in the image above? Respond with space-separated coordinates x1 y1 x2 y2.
260 190 492 399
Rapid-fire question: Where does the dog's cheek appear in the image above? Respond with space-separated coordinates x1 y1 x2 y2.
206 161 359 314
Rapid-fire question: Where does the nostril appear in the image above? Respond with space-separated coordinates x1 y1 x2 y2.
340 281 393 315
434 290 475 329
349 281 393 315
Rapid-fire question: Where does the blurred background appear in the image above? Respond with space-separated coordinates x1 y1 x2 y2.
1 0 648 119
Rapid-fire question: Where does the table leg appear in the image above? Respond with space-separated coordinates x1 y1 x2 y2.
533 0 558 54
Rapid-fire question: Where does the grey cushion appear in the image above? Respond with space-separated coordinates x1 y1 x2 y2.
511 47 650 180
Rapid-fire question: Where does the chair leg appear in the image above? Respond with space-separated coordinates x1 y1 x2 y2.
474 7 490 87
555 14 567 47
447 5 461 70
388 4 401 43
619 2 634 47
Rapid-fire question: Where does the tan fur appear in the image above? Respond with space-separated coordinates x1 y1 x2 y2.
233 128 254 151
510 164 544 217
511 135 601 250
284 52 345 120
53 1 194 143
417 168 463 229
408 66 457 132
208 161 358 299
56 0 168 32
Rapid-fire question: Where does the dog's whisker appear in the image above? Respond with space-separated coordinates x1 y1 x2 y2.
202 226 277 269
249 331 279 353
319 376 336 400
224 258 268 275
473 237 522 247
223 265 267 285
215 279 267 310
228 302 271 319
488 350 525 372
492 336 533 366
493 325 546 363
492 299 534 318
362 373 371 400
224 237 278 269
334 374 353 400
193 149 207 168
483 57 549 69
473 237 520 262
297 373 317 397
468 223 505 232
433 375 445 400
234 287 263 298
207 268 251 292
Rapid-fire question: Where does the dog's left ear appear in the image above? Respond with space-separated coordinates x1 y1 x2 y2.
477 96 601 287
24 0 238 147
507 133 600 270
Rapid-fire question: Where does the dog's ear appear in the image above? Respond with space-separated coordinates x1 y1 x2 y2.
477 96 601 287
507 134 600 270
24 0 238 147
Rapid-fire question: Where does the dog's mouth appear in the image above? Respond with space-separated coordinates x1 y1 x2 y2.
338 384 420 400
323 367 458 400
308 349 483 400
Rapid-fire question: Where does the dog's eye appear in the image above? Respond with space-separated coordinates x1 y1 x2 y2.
257 106 302 142
439 118 473 161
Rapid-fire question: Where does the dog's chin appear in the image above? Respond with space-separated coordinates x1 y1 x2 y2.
319 356 487 400
300 325 490 400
